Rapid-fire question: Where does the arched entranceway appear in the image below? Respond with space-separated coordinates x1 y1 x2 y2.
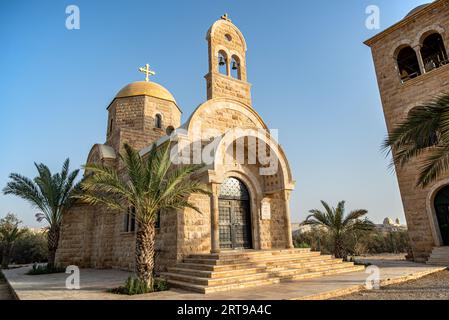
434 186 449 245
218 177 252 249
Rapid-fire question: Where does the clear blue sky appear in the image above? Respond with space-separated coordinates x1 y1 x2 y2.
0 0 428 227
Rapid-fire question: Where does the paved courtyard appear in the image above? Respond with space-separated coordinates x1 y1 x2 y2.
333 269 449 300
0 273 14 300
2 255 446 300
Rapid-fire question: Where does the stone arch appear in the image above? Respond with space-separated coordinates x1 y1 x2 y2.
217 49 229 75
185 98 269 140
415 25 446 47
420 32 448 72
207 19 247 52
390 39 414 58
212 128 294 189
395 45 422 82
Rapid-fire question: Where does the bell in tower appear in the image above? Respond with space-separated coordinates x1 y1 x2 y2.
205 14 252 107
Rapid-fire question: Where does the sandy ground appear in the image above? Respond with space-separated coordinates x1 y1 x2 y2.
333 270 449 300
0 273 14 300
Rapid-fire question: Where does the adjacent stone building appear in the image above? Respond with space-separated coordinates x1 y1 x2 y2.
365 0 449 262
55 15 296 272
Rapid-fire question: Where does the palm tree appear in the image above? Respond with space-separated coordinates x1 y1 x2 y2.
3 159 80 268
78 142 209 290
383 92 449 187
0 213 26 269
303 201 374 258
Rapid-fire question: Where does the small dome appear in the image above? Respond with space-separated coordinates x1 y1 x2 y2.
115 81 177 104
383 217 394 226
405 3 430 18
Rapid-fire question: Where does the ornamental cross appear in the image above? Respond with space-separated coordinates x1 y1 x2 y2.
221 13 231 22
138 63 156 82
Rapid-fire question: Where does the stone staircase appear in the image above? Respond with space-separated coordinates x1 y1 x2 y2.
162 248 365 294
427 246 449 266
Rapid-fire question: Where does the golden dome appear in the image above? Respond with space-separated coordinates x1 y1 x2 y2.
115 81 177 104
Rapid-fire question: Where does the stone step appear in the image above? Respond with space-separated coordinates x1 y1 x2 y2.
426 246 449 266
190 248 311 260
166 264 365 294
162 271 271 286
167 266 266 278
183 252 328 266
427 259 449 266
178 254 334 271
167 277 281 294
169 259 345 279
265 261 357 278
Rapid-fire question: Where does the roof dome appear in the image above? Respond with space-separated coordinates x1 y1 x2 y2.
115 81 177 104
405 3 430 18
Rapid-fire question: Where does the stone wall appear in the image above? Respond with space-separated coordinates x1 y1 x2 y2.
259 191 287 249
366 0 449 261
177 193 212 261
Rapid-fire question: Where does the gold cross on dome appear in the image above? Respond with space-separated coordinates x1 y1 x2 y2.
221 13 231 22
138 64 156 82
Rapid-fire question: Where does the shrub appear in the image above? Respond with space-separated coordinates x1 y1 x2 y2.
110 277 169 295
26 263 65 275
294 229 410 256
10 230 48 264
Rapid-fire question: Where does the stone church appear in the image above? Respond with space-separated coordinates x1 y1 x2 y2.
56 15 362 293
365 0 449 264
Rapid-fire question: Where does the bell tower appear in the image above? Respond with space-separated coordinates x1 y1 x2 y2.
205 14 252 106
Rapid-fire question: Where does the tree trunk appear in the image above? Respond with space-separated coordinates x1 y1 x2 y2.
135 221 156 290
47 225 60 268
334 237 344 259
1 244 12 269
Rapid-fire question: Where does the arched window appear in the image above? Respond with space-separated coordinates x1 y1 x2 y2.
166 125 174 136
218 50 228 75
396 46 421 83
230 55 241 80
421 33 448 72
433 186 449 245
155 114 162 129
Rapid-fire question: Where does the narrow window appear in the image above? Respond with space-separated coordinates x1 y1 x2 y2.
218 50 228 75
123 207 136 233
397 46 421 83
109 118 113 134
421 33 448 72
155 114 162 129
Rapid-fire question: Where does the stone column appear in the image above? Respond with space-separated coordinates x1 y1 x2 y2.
226 58 231 77
414 45 426 74
283 190 294 249
210 183 220 253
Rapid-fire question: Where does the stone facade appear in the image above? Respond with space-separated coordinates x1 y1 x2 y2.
365 0 449 262
56 15 295 272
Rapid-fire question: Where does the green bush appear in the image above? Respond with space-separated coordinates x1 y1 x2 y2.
26 263 65 275
10 230 47 264
110 277 169 295
296 242 311 249
293 229 410 256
